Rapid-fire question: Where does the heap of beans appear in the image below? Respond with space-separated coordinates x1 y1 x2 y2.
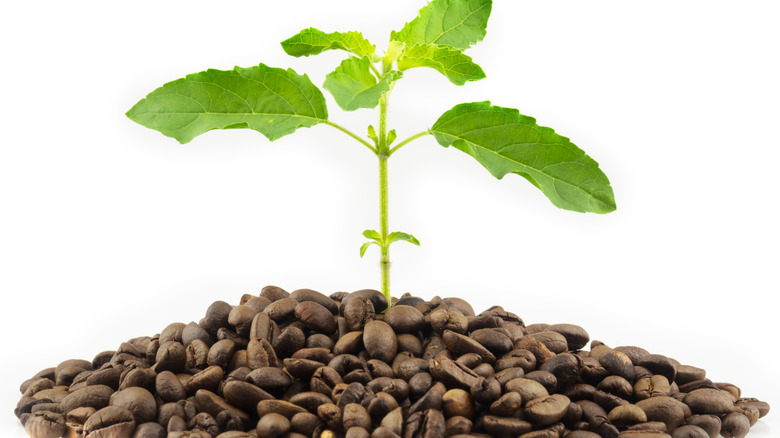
15 286 770 438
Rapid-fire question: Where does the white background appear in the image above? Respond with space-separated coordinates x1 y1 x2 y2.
1 1 778 436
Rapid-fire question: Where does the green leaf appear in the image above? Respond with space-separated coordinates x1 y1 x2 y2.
391 0 492 50
360 241 378 258
126 64 328 144
430 102 616 214
362 229 382 241
281 28 377 60
387 232 421 246
323 57 402 111
397 44 485 85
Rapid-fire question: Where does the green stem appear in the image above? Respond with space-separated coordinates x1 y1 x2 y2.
389 131 430 156
378 90 391 302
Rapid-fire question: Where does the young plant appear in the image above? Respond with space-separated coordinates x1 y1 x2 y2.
126 0 616 305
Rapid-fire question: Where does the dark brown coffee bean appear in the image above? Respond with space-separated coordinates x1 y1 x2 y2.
288 391 332 413
364 320 397 363
155 370 187 402
317 402 342 430
367 391 399 423
343 403 372 430
273 326 306 358
715 382 741 400
529 331 569 354
188 412 219 436
341 289 388 314
181 321 210 347
185 339 209 370
291 411 323 436
311 366 343 396
470 328 513 355
133 421 166 438
155 341 186 373
566 432 602 438
524 394 570 426
616 431 670 438
736 397 770 418
393 354 427 381
686 414 721 438
675 365 707 385
482 415 533 436
720 412 750 438
196 389 251 425
634 375 671 400
119 366 156 392
429 355 479 390
60 384 113 413
383 305 425 333
23 412 70 438
444 416 473 436
442 330 495 364
333 331 364 355
185 365 223 394
290 289 339 314
429 307 468 335
608 404 648 428
404 408 446 438
246 338 278 369
256 412 291 437
489 391 522 417
505 378 549 403
540 353 581 390
227 305 258 338
344 297 376 332
243 295 272 313
635 396 689 431
683 388 736 415
245 366 291 391
261 285 290 302
266 298 300 322
295 301 338 334
283 358 325 380
638 354 677 383
82 406 136 438
599 350 636 382
109 386 156 423
408 372 433 402
469 376 501 404
671 425 709 438
441 388 474 419
207 339 236 369
409 381 446 415
514 336 555 367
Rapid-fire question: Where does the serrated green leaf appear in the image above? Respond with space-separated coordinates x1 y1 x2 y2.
392 0 492 50
282 28 377 60
430 102 616 214
362 229 382 241
360 241 378 258
397 44 485 85
387 232 421 246
323 57 402 111
126 64 328 144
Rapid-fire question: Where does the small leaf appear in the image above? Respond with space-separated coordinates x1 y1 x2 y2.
281 28 377 59
397 44 485 85
387 232 421 246
323 57 402 111
362 229 382 241
126 64 328 144
360 241 379 258
392 0 492 50
367 125 379 144
430 101 616 214
386 129 397 146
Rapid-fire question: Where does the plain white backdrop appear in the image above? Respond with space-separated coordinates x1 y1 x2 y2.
1 1 778 436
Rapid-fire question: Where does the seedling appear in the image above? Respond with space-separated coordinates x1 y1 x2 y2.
126 0 616 305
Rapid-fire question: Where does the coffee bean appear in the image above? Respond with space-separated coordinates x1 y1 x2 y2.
256 412 291 437
246 338 278 369
429 356 479 390
489 391 522 417
60 384 113 413
196 389 251 425
482 415 533 436
442 330 495 364
383 306 425 334
207 339 236 369
524 394 571 426
683 388 736 415
505 378 548 404
273 326 306 358
599 350 636 382
635 396 689 431
364 320 397 363
608 404 648 428
638 354 677 383
265 298 300 322
344 297 376 332
260 285 290 302
333 331 364 355
133 421 166 438
671 424 709 438
442 388 474 418
470 328 513 355
109 386 157 423
429 308 469 335
155 370 187 402
83 406 136 438
295 301 338 335
720 412 750 438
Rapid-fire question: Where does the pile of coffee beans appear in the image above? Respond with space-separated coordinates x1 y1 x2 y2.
15 286 770 438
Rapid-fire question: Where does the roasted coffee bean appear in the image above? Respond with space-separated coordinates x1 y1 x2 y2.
333 331 364 355
393 354 427 381
246 338 278 369
529 330 569 354
635 396 689 431
133 421 166 438
470 328 513 355
307 333 336 350
469 376 501 404
482 415 533 436
364 320 397 363
524 394 570 426
246 366 291 390
599 350 636 382
207 339 236 369
295 301 338 335
442 330 495 364
336 382 374 410
243 295 272 313
720 412 750 438
82 405 136 438
60 384 113 413
686 414 721 438
181 322 210 347
156 370 187 402
291 411 323 436
317 402 342 430
109 386 157 423
274 326 306 358
291 289 340 314
671 424 709 438
256 412 291 437
638 354 677 383
368 391 399 423
383 305 425 333
634 375 671 400
186 339 210 370
409 372 434 402
196 389 251 424
489 391 522 417
683 388 736 415
311 366 343 395
736 397 770 418
344 297 376 332
429 355 479 390
429 307 469 335
119 366 156 392
289 391 332 413
222 380 274 412
284 358 326 380
675 365 707 385
342 289 389 314
260 285 290 302
409 381 446 415
188 412 219 436
228 305 258 338
404 408 446 438
343 403 372 430
442 388 475 418
155 341 187 373
506 377 548 403
266 298 300 322
445 416 473 436
608 404 648 428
